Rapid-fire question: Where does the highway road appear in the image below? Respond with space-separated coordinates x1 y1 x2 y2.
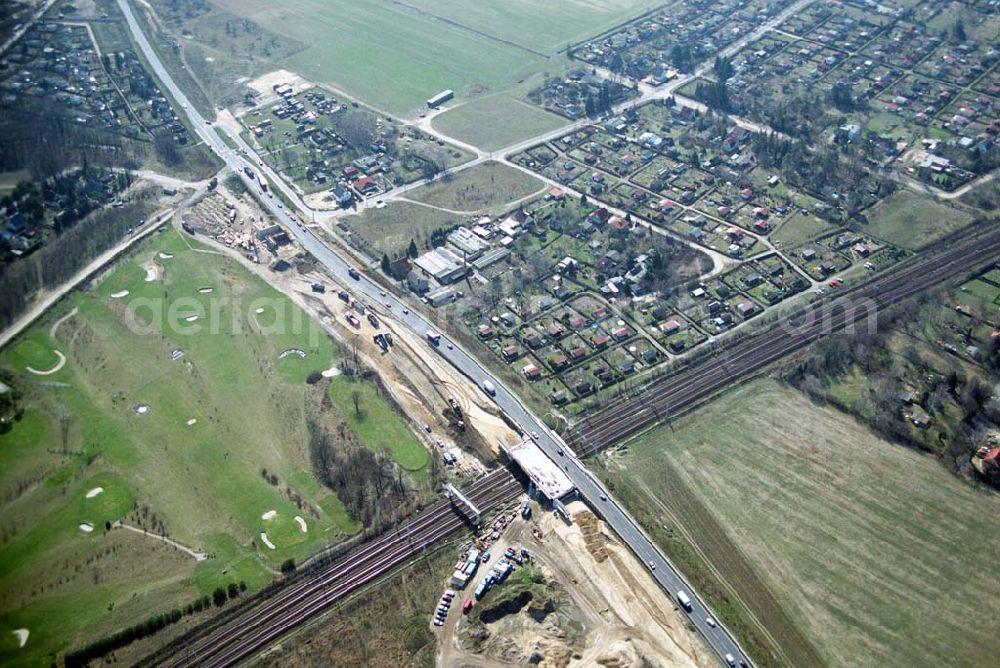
118 0 751 663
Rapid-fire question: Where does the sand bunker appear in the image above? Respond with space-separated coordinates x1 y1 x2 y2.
85 487 104 499
198 287 213 294
261 510 277 521
260 532 276 550
278 348 306 359
110 290 129 298
25 350 67 376
12 629 28 648
321 365 341 378
186 418 198 426
143 263 160 282
159 252 174 259
294 516 307 533
79 523 94 533
184 315 199 322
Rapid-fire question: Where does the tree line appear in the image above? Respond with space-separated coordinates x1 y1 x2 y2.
0 198 153 330
65 582 245 666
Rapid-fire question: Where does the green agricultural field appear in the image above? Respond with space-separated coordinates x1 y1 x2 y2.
0 226 426 663
212 0 658 116
432 94 569 151
603 379 1000 668
864 191 974 250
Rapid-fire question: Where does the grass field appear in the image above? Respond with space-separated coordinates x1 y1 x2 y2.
212 0 658 116
770 211 839 248
404 162 544 211
604 379 1000 667
328 377 429 477
0 226 434 663
342 201 455 258
865 191 975 250
343 162 544 256
432 94 568 151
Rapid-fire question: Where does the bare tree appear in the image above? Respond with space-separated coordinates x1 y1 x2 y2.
351 390 362 419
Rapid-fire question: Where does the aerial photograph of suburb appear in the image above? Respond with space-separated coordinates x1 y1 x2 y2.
0 0 998 666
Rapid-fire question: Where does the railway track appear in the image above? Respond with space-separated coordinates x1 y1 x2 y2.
149 227 1000 667
568 225 1000 456
147 470 521 668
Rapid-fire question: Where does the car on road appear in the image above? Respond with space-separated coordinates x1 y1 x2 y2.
557 448 563 456
462 599 473 614
446 342 453 349
706 617 716 628
649 561 656 570
348 268 361 280
384 301 391 309
724 653 736 667
530 431 539 440
481 550 490 562
402 308 409 314
599 494 607 501
379 290 386 297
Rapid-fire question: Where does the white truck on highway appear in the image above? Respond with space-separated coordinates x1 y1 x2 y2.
676 590 692 612
481 380 496 396
426 330 441 346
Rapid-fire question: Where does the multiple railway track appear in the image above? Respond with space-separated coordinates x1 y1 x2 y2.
147 470 521 668
146 226 1000 667
567 225 1000 457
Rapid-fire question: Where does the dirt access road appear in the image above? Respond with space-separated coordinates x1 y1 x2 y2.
185 182 520 463
439 500 714 668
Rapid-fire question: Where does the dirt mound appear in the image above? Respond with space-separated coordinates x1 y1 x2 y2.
596 639 641 667
535 639 573 668
574 509 609 562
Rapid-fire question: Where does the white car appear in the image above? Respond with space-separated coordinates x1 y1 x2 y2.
724 654 736 667
706 617 716 628
530 431 539 440
649 560 656 570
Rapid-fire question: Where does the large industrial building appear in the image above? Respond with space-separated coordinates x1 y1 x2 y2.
413 246 468 284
